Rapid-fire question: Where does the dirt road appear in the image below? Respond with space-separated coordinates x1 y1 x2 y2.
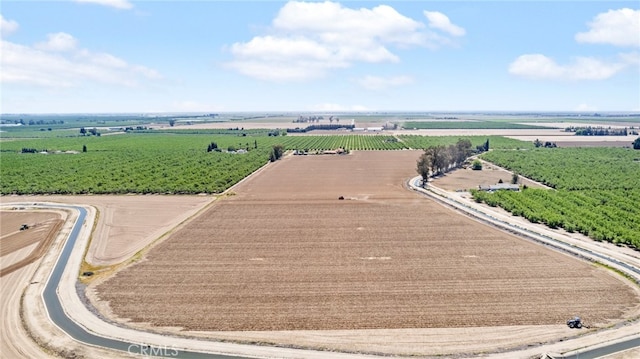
0 261 53 359
0 210 69 359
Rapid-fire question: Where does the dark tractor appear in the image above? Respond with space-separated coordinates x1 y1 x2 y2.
567 316 582 329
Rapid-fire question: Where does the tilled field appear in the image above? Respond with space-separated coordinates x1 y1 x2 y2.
0 210 64 276
96 151 638 332
431 162 546 192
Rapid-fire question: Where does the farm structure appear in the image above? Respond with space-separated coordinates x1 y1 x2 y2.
94 151 639 352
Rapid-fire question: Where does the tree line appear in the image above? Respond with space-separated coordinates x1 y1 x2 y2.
565 126 633 136
416 139 488 181
473 147 640 247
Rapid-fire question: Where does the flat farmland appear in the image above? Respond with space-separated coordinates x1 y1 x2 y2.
431 162 548 192
1 210 64 276
96 151 638 334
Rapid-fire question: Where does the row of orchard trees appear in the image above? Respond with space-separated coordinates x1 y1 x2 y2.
473 147 640 248
416 139 488 180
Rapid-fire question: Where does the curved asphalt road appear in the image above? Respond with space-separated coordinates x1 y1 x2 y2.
32 196 640 359
40 204 250 359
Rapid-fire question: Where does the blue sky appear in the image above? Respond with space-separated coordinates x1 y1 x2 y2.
1 1 638 113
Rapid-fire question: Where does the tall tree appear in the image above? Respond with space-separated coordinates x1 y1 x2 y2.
270 144 284 161
455 139 472 165
416 152 432 183
431 145 450 175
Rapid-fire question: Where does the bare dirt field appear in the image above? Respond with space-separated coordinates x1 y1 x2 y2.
519 121 639 129
393 128 567 137
430 162 547 192
155 120 301 130
94 151 638 353
1 195 213 266
0 210 63 276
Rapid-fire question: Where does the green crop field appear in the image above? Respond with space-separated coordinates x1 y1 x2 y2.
0 133 272 194
473 148 640 248
1 132 528 195
398 135 534 150
282 134 408 150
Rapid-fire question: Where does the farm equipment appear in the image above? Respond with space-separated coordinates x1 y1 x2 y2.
566 316 582 329
20 224 29 231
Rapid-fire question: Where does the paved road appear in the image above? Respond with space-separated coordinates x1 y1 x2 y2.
0 256 51 359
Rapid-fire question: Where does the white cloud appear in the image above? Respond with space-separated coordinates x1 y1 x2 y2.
619 51 640 66
575 8 640 47
574 103 598 112
273 2 426 47
1 33 161 88
356 75 413 90
74 0 133 10
35 32 78 52
226 35 349 81
1 14 19 37
424 11 466 37
508 54 627 80
508 54 564 79
510 9 640 82
226 1 463 82
79 50 128 68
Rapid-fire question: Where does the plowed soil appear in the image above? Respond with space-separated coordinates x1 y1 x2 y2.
430 162 546 192
0 210 64 277
96 151 638 332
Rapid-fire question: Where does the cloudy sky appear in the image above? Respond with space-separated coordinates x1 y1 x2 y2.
1 1 639 113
